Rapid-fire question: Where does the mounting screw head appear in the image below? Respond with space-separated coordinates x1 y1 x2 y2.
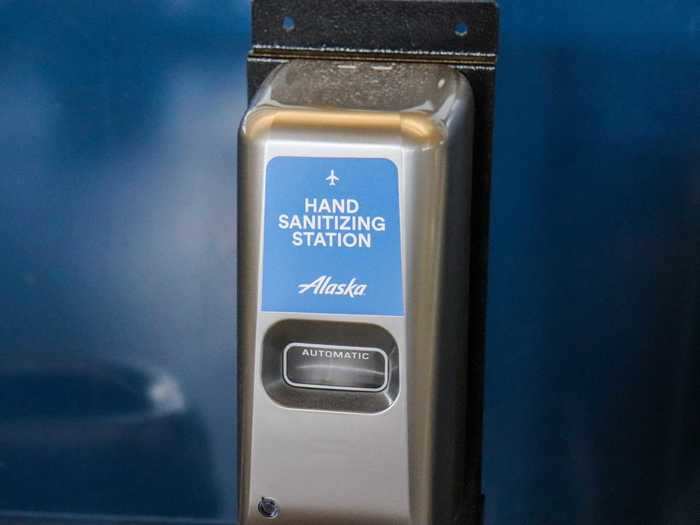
258 497 280 519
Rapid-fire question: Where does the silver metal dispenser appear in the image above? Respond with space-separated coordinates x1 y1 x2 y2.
238 60 474 525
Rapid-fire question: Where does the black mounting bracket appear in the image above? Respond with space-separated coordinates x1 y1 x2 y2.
246 2 499 523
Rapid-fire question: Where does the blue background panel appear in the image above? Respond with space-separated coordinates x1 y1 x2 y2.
262 157 403 316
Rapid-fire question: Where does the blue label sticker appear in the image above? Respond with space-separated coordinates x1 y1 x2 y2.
262 156 403 316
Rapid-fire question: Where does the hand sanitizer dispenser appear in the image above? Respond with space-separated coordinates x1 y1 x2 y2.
238 60 474 525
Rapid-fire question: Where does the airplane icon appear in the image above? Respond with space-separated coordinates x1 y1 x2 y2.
326 170 340 186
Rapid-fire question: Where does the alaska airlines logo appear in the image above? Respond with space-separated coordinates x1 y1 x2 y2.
297 275 367 298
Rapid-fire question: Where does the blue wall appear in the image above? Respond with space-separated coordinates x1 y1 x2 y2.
484 3 699 524
0 1 246 518
0 1 697 523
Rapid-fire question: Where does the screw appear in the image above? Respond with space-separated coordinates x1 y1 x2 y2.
258 497 280 519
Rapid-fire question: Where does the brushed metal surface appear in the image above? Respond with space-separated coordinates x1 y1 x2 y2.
238 61 473 524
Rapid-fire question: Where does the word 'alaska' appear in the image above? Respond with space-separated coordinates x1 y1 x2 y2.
297 275 367 298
